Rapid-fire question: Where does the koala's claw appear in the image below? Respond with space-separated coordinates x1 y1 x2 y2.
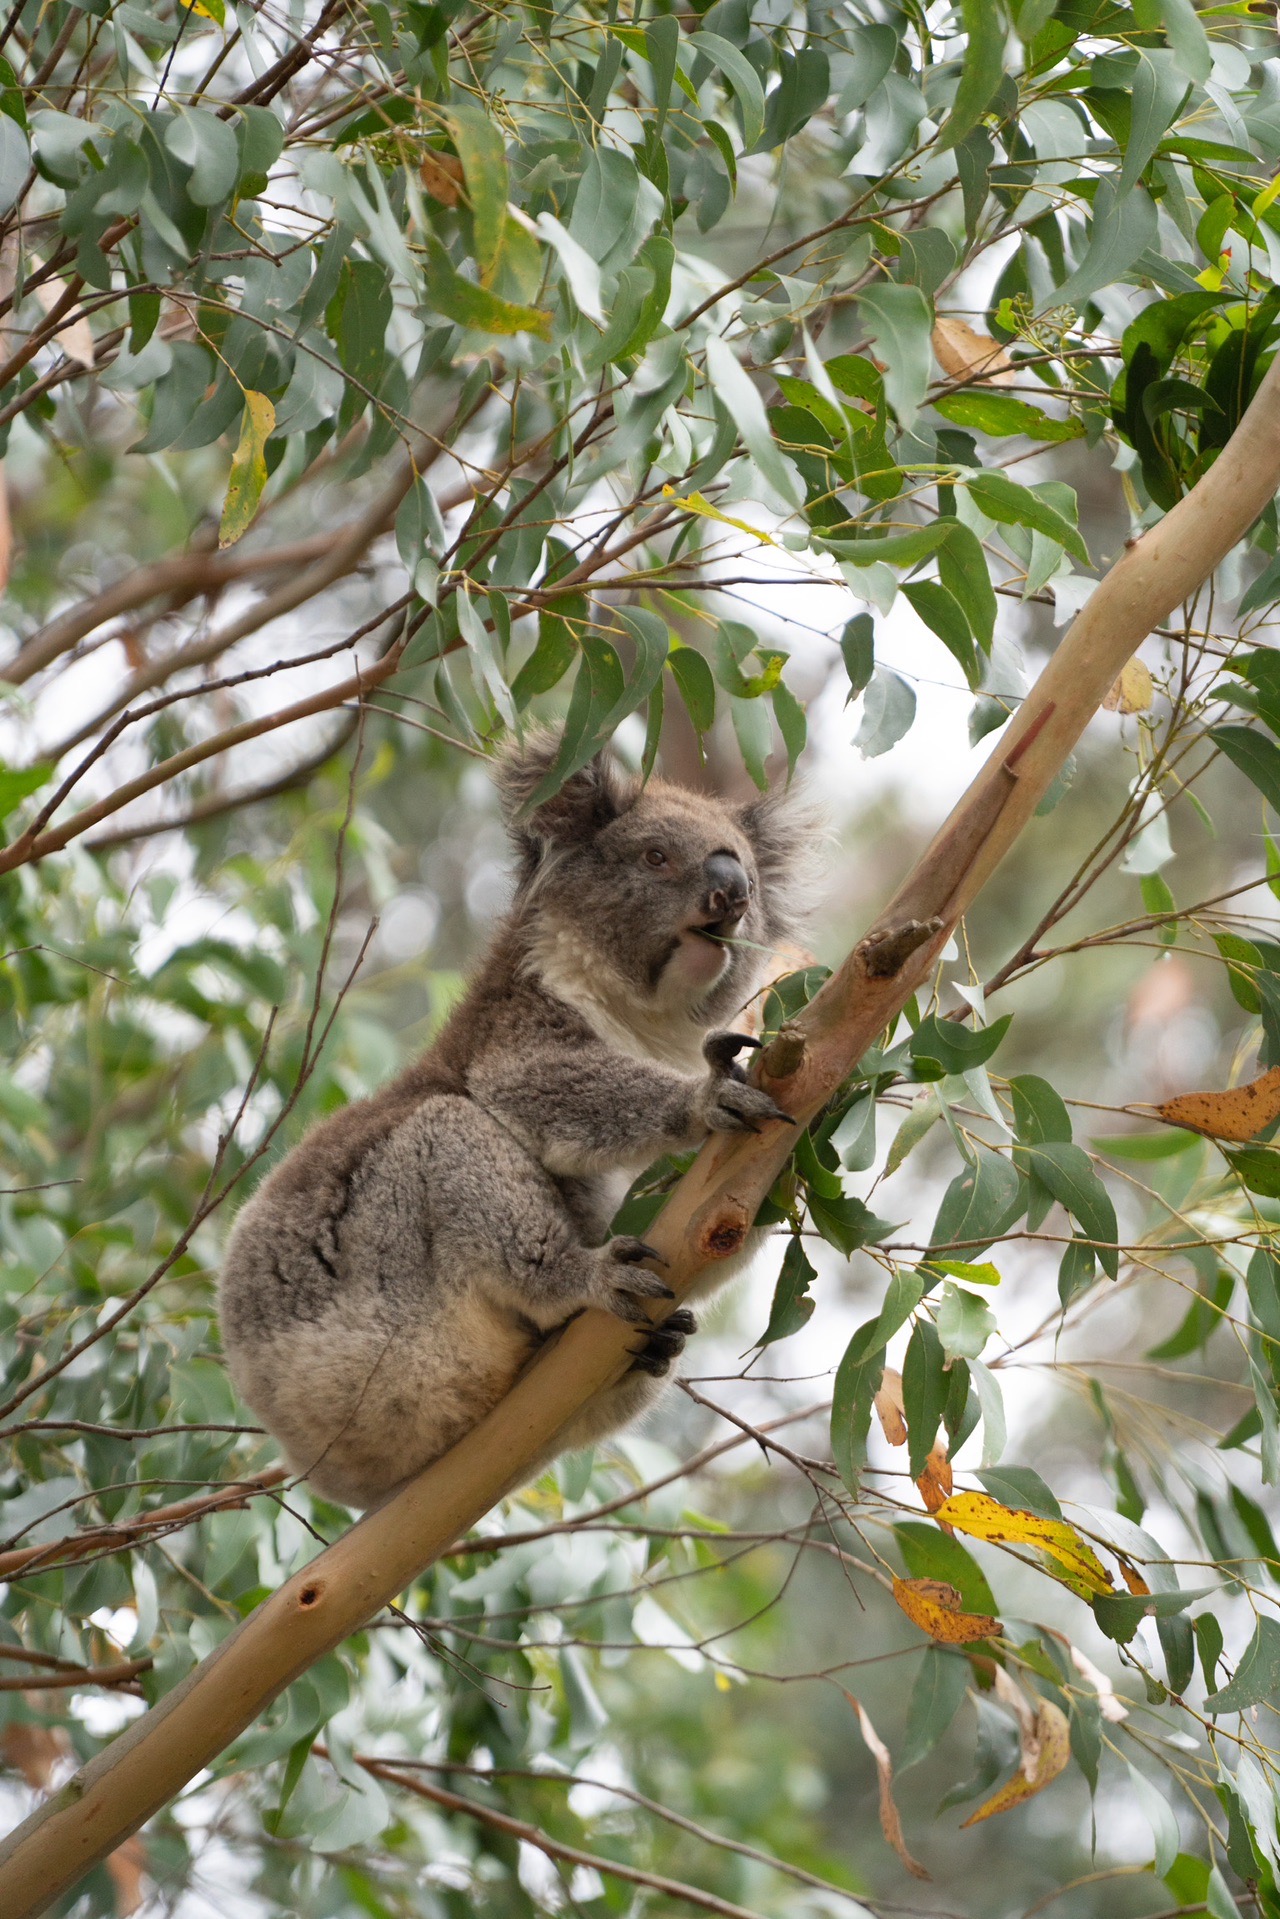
628 1308 698 1377
703 1030 762 1078
610 1235 669 1269
592 1238 675 1321
701 1076 795 1135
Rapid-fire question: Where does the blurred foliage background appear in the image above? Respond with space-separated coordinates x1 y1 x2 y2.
3 0 1280 1914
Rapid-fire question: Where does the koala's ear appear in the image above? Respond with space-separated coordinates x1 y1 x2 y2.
738 785 824 933
495 735 640 849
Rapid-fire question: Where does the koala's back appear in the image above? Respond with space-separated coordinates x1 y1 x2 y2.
218 932 586 1506
220 1088 564 1506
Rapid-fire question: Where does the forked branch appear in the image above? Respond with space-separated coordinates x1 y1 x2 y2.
3 357 1280 1917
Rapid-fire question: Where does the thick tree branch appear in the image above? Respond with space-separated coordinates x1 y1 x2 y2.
3 356 1280 1917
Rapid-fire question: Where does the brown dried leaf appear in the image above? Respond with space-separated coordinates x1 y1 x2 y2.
932 317 1014 385
420 149 465 207
874 1368 908 1447
960 1696 1070 1826
1118 1559 1151 1597
844 1693 931 1880
106 1835 147 1915
916 1440 953 1512
1156 1065 1280 1142
1 1718 68 1788
892 1575 999 1644
1103 658 1153 713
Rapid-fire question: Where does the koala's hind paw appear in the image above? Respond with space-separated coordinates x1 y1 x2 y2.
591 1238 675 1322
629 1308 698 1376
703 1030 762 1080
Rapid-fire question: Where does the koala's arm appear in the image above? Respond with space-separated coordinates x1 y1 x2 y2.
468 1033 790 1179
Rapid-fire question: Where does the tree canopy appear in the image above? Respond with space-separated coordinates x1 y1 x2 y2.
5 0 1280 1914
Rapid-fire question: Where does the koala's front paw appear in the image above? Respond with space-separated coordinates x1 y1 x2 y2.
696 1033 795 1134
590 1237 676 1323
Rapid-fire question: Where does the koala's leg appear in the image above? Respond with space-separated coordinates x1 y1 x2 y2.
530 1311 697 1468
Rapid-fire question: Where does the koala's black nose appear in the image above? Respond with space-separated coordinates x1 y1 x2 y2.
702 853 751 924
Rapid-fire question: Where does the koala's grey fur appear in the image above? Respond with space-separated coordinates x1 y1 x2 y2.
218 740 812 1509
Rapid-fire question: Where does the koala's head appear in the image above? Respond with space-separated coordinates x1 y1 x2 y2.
496 737 814 1026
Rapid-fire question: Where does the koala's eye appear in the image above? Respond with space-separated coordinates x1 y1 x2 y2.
643 847 669 870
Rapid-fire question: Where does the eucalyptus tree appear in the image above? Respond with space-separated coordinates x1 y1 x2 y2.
4 0 1280 1915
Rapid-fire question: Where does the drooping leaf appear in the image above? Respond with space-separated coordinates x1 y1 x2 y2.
1212 725 1280 812
960 1695 1070 1827
1203 1616 1280 1713
936 0 1006 152
909 1013 1012 1077
899 1647 971 1770
1015 1142 1119 1279
443 103 509 282
844 1693 931 1880
218 391 275 547
758 1238 817 1347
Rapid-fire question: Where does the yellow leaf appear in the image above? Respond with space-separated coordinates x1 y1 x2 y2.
844 1693 931 1879
874 1368 907 1447
932 1491 1114 1599
931 317 1014 385
188 0 225 21
660 487 780 547
961 1696 1070 1826
1256 172 1280 219
1102 657 1153 714
1156 1064 1280 1142
218 392 275 549
892 1575 999 1644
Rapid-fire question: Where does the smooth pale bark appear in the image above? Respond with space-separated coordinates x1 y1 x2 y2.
4 353 1280 1917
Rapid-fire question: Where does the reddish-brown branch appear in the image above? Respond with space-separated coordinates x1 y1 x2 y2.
0 1471 288 1584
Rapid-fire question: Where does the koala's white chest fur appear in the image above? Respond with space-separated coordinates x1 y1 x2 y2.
527 920 710 1074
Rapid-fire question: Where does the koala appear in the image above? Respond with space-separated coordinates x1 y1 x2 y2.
218 739 811 1509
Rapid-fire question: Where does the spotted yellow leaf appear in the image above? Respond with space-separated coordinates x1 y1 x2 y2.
219 392 274 549
892 1575 999 1644
1156 1065 1280 1142
932 1491 1114 1600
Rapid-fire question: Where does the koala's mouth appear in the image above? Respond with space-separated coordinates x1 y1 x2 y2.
690 919 731 944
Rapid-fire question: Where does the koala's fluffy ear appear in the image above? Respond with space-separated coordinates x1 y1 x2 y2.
738 785 823 935
496 735 640 854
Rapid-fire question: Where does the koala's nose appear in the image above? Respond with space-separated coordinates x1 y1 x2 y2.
703 853 751 924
